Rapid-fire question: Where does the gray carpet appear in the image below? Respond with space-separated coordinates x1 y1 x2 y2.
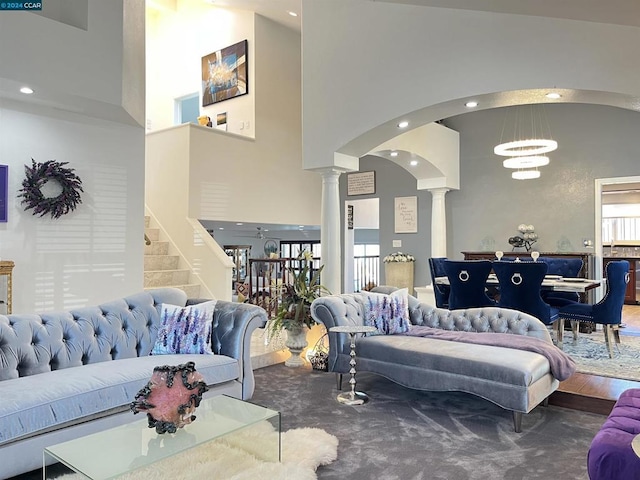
250 364 607 480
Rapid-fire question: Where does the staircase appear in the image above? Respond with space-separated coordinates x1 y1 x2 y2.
144 216 201 297
143 216 288 369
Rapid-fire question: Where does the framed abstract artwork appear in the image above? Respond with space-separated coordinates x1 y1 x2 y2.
201 40 248 106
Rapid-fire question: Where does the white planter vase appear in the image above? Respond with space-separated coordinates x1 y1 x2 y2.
384 262 415 295
284 325 308 367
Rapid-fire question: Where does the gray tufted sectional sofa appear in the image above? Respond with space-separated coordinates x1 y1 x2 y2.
0 287 267 479
311 290 560 433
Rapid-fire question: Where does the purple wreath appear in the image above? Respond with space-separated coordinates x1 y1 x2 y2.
18 159 83 219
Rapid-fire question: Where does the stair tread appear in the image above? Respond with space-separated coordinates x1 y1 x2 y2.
144 268 190 273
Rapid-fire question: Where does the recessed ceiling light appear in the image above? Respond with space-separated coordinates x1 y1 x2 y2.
465 101 478 108
546 92 562 99
288 11 298 17
236 222 243 226
397 121 409 129
298 225 304 228
264 229 269 232
219 227 224 230
20 86 34 94
410 160 419 166
390 151 399 157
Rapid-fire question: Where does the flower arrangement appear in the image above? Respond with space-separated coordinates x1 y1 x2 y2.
383 252 415 263
267 250 330 339
18 159 83 219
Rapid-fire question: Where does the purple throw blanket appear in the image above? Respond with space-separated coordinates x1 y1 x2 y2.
402 326 576 381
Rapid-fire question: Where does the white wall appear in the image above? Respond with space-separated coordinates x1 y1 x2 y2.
301 0 640 169
187 125 321 227
145 3 322 226
0 0 144 126
146 0 255 135
0 109 145 312
0 1 146 312
145 125 233 301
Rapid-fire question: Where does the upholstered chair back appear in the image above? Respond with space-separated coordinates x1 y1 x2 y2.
428 257 450 308
593 260 630 324
538 257 583 277
443 260 495 310
537 257 585 305
493 261 559 325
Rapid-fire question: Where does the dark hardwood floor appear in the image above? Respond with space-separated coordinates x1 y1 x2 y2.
549 304 640 415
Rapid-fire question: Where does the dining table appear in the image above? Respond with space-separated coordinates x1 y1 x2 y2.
435 274 602 295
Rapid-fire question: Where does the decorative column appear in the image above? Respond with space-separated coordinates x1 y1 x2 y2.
429 188 450 257
320 168 342 295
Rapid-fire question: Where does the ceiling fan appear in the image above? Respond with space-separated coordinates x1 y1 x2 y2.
234 226 280 240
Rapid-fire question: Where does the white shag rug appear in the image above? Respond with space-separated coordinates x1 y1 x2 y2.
61 422 338 480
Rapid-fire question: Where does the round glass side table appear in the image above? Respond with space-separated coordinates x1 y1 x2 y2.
329 325 377 406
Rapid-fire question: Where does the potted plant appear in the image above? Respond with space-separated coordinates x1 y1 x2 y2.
267 250 330 367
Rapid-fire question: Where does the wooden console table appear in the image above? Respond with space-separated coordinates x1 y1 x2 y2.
0 260 14 314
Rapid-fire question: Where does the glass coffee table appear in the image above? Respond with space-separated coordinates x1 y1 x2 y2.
43 395 280 479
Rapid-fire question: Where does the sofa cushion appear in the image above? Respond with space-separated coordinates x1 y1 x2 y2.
363 288 411 335
151 301 217 355
353 335 551 386
0 354 238 446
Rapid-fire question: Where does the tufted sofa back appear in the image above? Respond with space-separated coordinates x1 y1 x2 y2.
0 288 189 381
311 292 552 341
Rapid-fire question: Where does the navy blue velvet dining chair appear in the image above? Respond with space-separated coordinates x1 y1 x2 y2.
538 257 584 307
428 257 450 309
492 261 561 344
443 260 496 310
558 260 629 358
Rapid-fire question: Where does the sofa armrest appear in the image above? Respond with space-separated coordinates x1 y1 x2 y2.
211 301 268 400
311 295 367 373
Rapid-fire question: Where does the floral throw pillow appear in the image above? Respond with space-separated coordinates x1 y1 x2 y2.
151 300 217 355
363 288 411 335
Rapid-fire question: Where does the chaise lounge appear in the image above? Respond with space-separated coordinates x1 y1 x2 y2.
311 288 575 432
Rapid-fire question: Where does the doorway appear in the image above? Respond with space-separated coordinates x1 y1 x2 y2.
344 198 379 293
595 175 640 301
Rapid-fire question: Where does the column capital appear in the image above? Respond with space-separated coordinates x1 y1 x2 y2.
428 187 451 196
315 167 349 180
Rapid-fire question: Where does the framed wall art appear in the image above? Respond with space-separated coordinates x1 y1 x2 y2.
0 165 6 222
394 196 418 233
201 39 248 106
347 171 376 196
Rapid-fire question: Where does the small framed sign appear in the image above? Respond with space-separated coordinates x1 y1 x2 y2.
347 171 376 196
394 196 418 233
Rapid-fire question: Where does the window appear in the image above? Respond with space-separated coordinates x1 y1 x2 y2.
280 241 321 285
353 243 379 292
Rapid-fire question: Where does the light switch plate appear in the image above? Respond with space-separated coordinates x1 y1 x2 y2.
393 240 402 247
